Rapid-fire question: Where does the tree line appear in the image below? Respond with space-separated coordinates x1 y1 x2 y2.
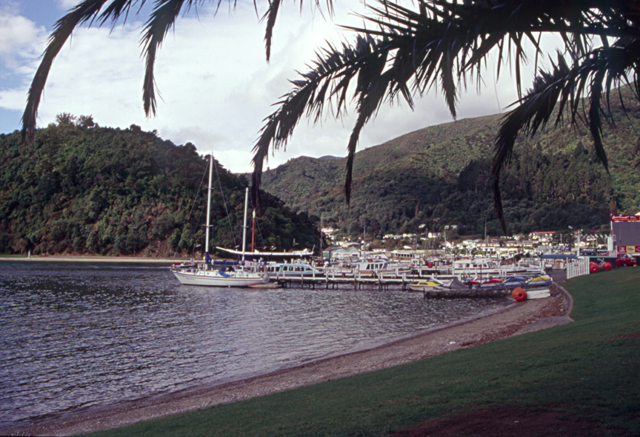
0 115 320 257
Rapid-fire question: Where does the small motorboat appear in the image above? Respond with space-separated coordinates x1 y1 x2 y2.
408 278 445 292
464 277 505 289
524 274 553 288
501 276 529 288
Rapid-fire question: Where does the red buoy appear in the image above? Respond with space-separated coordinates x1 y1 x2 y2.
512 287 527 302
590 262 600 273
602 262 613 271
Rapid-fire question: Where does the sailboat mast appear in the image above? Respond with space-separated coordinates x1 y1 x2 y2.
251 210 256 252
320 215 323 253
242 187 249 263
205 154 213 259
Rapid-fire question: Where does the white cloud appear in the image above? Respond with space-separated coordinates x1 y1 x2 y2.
0 7 44 62
1 0 551 173
56 0 78 10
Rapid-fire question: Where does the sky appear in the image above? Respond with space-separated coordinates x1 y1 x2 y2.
0 0 542 173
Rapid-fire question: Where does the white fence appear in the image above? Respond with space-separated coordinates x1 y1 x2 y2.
566 256 590 280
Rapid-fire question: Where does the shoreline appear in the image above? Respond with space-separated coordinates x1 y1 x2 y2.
2 285 572 437
0 255 185 264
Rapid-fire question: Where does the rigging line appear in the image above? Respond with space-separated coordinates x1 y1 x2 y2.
212 154 237 246
189 202 206 256
182 158 209 255
255 214 267 248
185 158 208 227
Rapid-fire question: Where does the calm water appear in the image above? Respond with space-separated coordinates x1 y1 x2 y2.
0 262 510 427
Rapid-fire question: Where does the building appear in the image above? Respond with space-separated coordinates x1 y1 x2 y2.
611 214 640 256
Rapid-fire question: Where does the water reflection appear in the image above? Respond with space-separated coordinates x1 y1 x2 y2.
0 262 509 427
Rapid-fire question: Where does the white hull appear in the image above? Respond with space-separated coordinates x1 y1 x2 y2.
173 269 268 287
451 266 536 277
408 284 438 292
525 288 551 299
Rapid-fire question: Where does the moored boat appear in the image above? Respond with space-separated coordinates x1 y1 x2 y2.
408 278 446 292
523 274 553 288
265 261 324 279
173 266 269 287
450 257 537 277
171 156 268 288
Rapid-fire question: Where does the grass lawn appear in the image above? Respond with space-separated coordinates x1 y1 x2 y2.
89 268 640 437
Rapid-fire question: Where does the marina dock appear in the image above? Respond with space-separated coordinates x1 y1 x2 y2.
271 271 520 292
274 273 414 290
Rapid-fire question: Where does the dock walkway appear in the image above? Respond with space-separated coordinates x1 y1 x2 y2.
273 271 489 291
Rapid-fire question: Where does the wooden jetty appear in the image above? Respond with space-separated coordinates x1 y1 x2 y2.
273 271 450 291
270 270 554 299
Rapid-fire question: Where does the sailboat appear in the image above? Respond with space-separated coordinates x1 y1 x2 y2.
171 155 269 287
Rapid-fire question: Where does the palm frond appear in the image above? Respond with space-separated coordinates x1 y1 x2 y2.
21 0 117 141
493 39 640 233
252 0 640 231
251 35 395 207
253 0 605 207
141 0 200 116
261 0 282 62
22 0 335 141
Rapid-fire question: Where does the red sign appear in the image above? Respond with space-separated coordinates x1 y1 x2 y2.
617 246 640 254
611 214 640 222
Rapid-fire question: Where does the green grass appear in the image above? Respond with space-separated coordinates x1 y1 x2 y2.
89 268 640 437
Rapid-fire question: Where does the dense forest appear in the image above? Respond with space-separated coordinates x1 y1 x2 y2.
0 115 320 257
260 87 640 239
4 85 640 256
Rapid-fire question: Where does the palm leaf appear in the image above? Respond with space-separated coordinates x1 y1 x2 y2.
251 35 395 207
253 0 640 233
261 0 282 62
493 40 640 233
21 0 117 142
141 0 197 117
21 0 334 141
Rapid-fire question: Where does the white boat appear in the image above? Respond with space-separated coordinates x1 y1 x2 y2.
352 258 412 277
171 156 268 288
265 261 323 279
216 246 314 260
526 289 551 299
450 257 538 277
173 267 268 287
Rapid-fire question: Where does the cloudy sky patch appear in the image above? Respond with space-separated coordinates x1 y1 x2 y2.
0 0 536 172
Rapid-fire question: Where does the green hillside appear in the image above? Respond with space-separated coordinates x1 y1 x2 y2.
260 89 640 238
0 116 320 256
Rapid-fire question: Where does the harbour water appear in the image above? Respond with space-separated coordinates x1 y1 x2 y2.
0 261 510 428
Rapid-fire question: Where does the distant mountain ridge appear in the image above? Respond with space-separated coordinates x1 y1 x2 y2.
259 90 640 238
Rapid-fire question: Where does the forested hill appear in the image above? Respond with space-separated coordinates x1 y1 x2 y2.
260 87 640 239
0 117 319 256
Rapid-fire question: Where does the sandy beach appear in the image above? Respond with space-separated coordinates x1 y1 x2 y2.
3 281 572 437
